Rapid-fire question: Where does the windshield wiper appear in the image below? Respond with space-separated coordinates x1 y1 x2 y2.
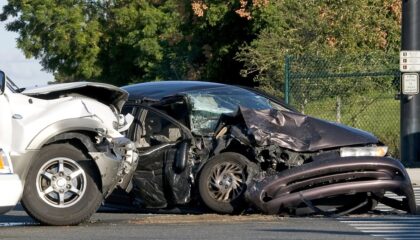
6 77 25 93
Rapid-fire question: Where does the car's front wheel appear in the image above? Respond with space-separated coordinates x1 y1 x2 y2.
21 143 102 225
198 152 252 214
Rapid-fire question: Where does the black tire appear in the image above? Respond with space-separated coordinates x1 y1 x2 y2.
21 143 102 226
198 152 251 214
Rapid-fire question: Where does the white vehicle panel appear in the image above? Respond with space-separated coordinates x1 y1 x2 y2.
3 87 121 153
0 174 23 214
0 92 12 150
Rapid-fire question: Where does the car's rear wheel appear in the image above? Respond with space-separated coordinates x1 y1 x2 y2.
21 143 102 226
198 152 251 214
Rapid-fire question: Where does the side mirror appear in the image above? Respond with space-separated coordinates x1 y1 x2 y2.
0 71 5 94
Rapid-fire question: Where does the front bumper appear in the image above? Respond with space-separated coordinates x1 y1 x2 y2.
89 136 138 197
246 157 416 215
0 174 23 214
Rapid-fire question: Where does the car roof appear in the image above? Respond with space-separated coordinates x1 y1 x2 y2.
123 80 296 112
122 81 237 100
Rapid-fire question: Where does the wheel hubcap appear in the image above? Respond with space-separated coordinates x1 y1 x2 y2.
208 162 246 202
36 158 87 208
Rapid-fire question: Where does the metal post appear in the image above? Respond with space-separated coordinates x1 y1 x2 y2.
284 55 291 104
401 0 420 164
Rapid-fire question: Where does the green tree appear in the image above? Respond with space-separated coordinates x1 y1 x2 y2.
236 0 401 93
1 0 266 85
1 0 402 88
1 0 185 85
1 0 103 80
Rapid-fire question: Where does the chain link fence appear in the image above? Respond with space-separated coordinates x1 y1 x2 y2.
283 55 401 157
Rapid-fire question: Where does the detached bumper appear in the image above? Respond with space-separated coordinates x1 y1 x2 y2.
0 174 23 214
246 157 416 214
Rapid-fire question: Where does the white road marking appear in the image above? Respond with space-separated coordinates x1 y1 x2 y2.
0 222 37 227
376 187 420 212
338 187 420 240
339 216 420 240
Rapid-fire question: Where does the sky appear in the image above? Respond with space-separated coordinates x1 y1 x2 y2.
0 0 54 87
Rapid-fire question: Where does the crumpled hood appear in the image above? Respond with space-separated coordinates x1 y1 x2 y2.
22 82 128 111
219 107 379 152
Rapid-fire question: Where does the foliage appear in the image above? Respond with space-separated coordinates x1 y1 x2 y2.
236 0 402 91
1 0 103 80
0 0 262 85
1 0 402 87
1 0 185 85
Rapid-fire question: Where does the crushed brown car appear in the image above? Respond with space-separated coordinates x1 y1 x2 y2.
111 81 415 215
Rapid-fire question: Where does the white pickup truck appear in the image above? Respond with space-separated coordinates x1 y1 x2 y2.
0 70 137 225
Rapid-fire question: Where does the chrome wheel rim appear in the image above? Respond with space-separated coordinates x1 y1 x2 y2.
36 157 87 208
208 162 246 202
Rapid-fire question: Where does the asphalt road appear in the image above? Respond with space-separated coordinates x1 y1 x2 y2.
2 205 416 240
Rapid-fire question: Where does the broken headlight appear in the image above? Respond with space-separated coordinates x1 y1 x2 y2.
0 149 12 174
340 146 388 157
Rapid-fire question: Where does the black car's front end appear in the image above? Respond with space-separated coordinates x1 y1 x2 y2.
214 107 416 215
122 81 416 215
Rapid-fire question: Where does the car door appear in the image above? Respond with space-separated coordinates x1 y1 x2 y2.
125 104 193 208
0 72 12 150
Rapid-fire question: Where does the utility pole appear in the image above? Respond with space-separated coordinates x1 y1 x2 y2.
401 0 420 165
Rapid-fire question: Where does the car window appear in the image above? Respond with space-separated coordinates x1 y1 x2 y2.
186 87 273 135
136 108 183 148
122 105 135 115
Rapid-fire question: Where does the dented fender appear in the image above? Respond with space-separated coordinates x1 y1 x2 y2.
89 136 138 197
26 118 108 150
23 117 138 197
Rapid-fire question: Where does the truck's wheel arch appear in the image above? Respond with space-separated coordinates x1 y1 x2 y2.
45 131 99 153
18 118 111 194
26 118 106 151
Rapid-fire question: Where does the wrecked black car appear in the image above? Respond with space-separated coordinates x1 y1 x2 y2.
114 81 415 215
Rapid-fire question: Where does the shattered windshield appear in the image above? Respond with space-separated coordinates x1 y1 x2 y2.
187 86 274 135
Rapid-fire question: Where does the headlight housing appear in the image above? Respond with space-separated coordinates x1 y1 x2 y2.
0 149 12 174
340 146 388 157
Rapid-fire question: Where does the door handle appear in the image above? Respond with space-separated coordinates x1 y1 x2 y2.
12 114 23 119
